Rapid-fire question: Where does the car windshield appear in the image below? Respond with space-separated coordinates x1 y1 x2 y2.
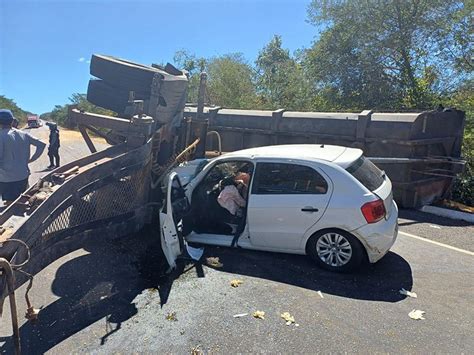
346 156 384 191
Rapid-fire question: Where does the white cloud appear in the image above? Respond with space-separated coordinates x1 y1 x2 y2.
78 57 85 62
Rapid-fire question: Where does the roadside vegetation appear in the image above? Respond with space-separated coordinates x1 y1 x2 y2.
0 95 32 125
4 0 472 205
40 93 116 129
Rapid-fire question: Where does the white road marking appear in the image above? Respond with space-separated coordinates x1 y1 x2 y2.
399 231 474 256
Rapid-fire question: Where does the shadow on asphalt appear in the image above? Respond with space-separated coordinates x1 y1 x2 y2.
0 229 167 354
0 228 412 353
399 209 472 227
191 246 413 303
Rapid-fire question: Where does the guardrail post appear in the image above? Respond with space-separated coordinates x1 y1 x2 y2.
271 109 285 144
356 110 373 142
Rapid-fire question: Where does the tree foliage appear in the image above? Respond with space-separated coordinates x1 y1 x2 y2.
0 95 32 125
256 35 313 110
306 0 472 110
173 50 257 109
447 81 474 205
41 93 116 128
206 54 258 109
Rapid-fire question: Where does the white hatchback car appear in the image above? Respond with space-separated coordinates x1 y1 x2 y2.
160 144 398 272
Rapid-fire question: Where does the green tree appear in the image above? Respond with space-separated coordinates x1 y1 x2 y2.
206 53 258 109
174 51 258 109
306 0 471 110
304 24 400 111
0 95 32 125
173 50 207 103
447 81 474 205
42 93 116 128
256 35 312 110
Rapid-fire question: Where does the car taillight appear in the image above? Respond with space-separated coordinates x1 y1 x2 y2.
361 199 386 223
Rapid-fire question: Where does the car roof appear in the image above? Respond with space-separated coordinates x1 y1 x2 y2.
221 144 362 169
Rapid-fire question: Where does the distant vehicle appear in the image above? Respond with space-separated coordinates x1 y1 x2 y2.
162 145 399 272
27 115 41 128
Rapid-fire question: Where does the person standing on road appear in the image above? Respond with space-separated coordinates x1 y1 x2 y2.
0 109 46 205
46 122 60 169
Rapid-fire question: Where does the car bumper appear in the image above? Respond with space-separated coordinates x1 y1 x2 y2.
353 201 398 263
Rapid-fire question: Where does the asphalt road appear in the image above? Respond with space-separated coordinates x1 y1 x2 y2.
22 124 108 186
0 127 473 353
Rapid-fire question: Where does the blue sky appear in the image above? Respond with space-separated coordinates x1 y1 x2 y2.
0 0 317 114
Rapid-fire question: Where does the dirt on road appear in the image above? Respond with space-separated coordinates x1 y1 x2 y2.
25 125 109 185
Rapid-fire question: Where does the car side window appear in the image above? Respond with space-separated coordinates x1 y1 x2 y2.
202 161 253 186
252 162 328 195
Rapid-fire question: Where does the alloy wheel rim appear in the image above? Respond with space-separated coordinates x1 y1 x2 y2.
316 232 352 267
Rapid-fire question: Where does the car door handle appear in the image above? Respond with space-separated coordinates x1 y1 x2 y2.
301 207 319 212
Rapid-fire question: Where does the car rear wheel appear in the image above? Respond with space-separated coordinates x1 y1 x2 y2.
307 229 364 272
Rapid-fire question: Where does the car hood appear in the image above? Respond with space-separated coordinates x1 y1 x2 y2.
171 158 209 185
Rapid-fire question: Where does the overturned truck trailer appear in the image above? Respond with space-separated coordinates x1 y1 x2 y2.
183 107 466 208
85 55 466 208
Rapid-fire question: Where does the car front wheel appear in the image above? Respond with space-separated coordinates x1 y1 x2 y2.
307 229 364 272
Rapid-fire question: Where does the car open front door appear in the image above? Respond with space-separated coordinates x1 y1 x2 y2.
159 172 188 269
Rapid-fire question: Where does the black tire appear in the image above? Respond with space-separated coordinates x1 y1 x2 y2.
90 54 184 95
87 79 149 115
89 55 188 123
306 229 364 273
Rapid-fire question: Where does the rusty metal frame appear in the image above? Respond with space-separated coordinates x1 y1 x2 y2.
0 104 161 326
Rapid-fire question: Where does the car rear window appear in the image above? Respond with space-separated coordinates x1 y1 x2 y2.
346 156 384 191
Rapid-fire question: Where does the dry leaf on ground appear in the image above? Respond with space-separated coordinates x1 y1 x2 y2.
281 312 295 325
206 257 223 268
166 312 178 321
408 309 425 320
230 279 243 287
252 311 265 319
399 288 417 298
191 344 203 355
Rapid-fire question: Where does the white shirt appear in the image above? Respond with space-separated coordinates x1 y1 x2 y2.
217 185 246 215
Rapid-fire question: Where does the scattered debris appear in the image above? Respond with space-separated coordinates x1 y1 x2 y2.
280 312 295 325
317 291 324 298
191 344 203 355
429 225 441 229
400 288 417 298
233 313 248 318
166 312 178 321
206 257 223 268
295 323 300 327
230 279 243 288
252 311 265 319
440 199 474 214
186 245 204 261
25 307 40 322
408 309 425 320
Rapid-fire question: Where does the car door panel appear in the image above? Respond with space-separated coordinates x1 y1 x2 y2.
159 172 188 269
247 162 332 250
